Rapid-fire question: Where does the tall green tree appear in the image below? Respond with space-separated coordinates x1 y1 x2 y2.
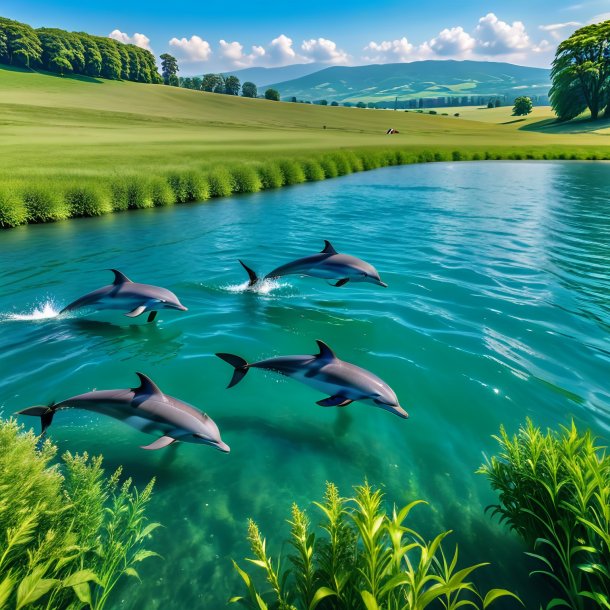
213 75 225 93
241 81 257 98
160 52 179 85
265 88 280 101
550 21 610 120
224 75 240 95
512 96 533 116
0 17 42 67
191 76 202 90
201 73 222 91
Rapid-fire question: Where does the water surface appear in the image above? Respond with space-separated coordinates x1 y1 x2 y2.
1 161 609 608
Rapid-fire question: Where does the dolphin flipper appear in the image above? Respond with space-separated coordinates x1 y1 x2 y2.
147 311 158 323
317 396 354 407
125 305 147 318
141 435 176 450
330 278 349 287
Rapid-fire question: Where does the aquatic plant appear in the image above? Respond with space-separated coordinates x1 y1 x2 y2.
257 162 285 190
0 184 27 228
64 183 112 217
231 166 263 194
329 152 352 176
167 171 210 203
22 185 69 223
230 480 519 610
278 160 307 186
479 419 610 610
300 159 326 182
319 157 339 179
208 167 235 197
149 176 176 207
0 419 160 610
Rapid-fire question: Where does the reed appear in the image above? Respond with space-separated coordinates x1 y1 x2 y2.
22 185 69 223
0 184 27 228
257 162 284 190
65 183 112 217
479 418 610 610
230 480 519 610
279 159 306 186
230 165 262 194
207 167 235 198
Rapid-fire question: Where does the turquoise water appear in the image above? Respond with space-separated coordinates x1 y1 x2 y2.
1 161 609 608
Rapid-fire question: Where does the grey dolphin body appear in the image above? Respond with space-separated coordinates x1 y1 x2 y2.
239 240 387 288
17 373 229 452
59 269 187 322
216 340 408 419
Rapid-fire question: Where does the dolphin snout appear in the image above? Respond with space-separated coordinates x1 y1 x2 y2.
377 280 388 288
174 303 188 311
394 406 409 419
215 440 231 453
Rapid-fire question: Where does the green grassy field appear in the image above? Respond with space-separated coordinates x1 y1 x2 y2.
1 65 609 227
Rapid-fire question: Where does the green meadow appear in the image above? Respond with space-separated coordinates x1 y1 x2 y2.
1 65 609 228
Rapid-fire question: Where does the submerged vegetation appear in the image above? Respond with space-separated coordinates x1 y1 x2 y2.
479 419 610 610
0 419 160 609
230 480 520 610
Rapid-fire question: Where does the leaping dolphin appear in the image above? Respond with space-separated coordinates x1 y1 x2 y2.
59 269 187 322
216 340 408 419
239 240 388 288
17 372 230 452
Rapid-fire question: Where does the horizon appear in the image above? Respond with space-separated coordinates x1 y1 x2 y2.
2 1 609 74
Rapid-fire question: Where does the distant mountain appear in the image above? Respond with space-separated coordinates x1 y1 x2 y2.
216 64 325 88
266 60 551 103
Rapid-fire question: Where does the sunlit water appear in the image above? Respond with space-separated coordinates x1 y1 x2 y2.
1 162 609 608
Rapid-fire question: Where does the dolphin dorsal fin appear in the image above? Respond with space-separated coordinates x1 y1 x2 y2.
109 269 132 285
315 340 336 360
321 240 338 255
133 372 163 397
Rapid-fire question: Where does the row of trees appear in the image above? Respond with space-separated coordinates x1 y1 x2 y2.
0 16 161 82
551 20 610 120
178 73 280 99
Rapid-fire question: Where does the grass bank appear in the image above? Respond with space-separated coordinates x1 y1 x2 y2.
1 66 609 228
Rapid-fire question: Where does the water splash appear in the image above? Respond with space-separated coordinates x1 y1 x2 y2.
1 299 61 321
223 278 289 295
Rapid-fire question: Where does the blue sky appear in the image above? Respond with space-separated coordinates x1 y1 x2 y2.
3 0 610 72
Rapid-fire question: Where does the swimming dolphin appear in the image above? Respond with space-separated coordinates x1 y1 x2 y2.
59 269 187 322
239 240 387 288
216 340 407 419
17 372 230 452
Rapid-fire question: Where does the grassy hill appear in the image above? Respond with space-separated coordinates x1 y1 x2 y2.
219 63 325 88
0 65 608 227
267 60 550 103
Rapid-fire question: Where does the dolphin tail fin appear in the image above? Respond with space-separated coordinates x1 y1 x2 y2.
239 260 259 287
17 404 56 436
216 353 249 388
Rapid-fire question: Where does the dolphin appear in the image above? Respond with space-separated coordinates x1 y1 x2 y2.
216 340 408 419
239 240 387 288
59 269 187 323
17 372 230 452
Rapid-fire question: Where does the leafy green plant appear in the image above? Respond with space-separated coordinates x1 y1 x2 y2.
0 419 160 610
230 481 519 610
319 157 339 179
479 419 610 610
278 160 306 186
208 167 235 197
22 186 69 223
300 160 325 182
231 166 262 193
0 184 28 228
149 176 176 206
257 162 284 189
64 184 112 217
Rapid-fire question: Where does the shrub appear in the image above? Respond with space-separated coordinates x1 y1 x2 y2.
452 150 464 161
149 176 175 206
0 419 160 610
454 113 460 117
479 419 610 610
330 152 352 176
300 159 325 181
428 110 437 115
230 165 262 193
207 167 234 197
22 186 69 223
257 162 284 189
278 159 306 185
343 151 364 172
126 178 154 209
0 184 28 228
360 151 381 171
110 179 130 211
65 184 112 217
167 171 209 203
434 151 448 162
319 157 338 178
231 480 519 610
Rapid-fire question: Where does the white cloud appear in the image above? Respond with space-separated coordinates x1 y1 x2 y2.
590 12 610 23
169 35 212 62
218 40 267 68
539 21 581 31
474 13 530 54
363 37 417 62
265 34 303 65
532 39 554 53
108 29 153 52
301 38 349 64
428 26 475 56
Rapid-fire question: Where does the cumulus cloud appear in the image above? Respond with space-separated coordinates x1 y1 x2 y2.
264 34 302 65
169 35 212 62
590 12 610 23
427 26 475 56
474 13 530 54
363 37 417 63
301 38 349 64
108 29 153 52
218 40 266 67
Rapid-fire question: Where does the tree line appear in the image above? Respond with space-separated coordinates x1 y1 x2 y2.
178 72 280 100
0 16 161 83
